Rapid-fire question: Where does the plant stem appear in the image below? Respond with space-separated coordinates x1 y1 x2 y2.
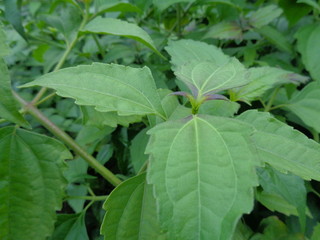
66 195 108 201
13 91 122 186
264 87 280 112
31 12 89 105
137 160 149 174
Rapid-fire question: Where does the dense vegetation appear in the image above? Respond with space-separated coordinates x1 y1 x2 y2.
1 0 320 239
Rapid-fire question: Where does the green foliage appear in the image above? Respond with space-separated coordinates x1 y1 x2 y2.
1 0 320 239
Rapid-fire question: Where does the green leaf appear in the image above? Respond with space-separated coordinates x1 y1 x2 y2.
199 100 240 117
278 0 311 26
83 17 163 57
257 166 307 230
81 106 142 128
95 2 141 14
22 63 166 119
0 26 10 57
0 127 71 240
130 128 150 173
237 110 320 181
203 21 243 40
166 39 230 71
311 224 320 240
284 82 320 132
0 59 30 128
255 25 293 53
50 212 89 240
297 0 320 12
295 24 320 82
175 58 248 96
247 5 283 29
233 66 308 103
256 190 303 217
153 0 195 11
4 0 27 40
50 213 89 240
101 173 165 240
146 115 259 240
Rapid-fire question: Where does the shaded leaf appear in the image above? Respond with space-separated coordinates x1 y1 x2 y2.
50 213 89 240
0 59 30 128
81 106 142 128
297 0 320 12
258 166 307 230
101 173 165 240
0 26 10 57
4 0 27 40
295 24 320 82
83 17 162 57
248 5 283 29
285 82 320 132
237 110 320 181
203 21 242 40
255 25 293 53
147 115 259 240
22 63 166 119
311 224 320 240
233 66 308 103
153 0 195 11
0 127 71 240
130 128 150 173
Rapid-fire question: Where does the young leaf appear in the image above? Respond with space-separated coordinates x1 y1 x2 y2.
233 66 308 103
237 110 320 181
199 100 240 117
83 17 163 57
147 115 260 240
0 127 71 240
247 5 283 29
95 2 141 14
101 173 165 240
0 59 30 128
175 58 248 96
165 39 230 71
203 21 243 40
22 63 166 119
295 24 320 82
285 82 320 132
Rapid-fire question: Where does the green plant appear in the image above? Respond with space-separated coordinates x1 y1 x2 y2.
1 0 320 240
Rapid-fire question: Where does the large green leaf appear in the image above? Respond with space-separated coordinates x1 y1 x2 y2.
284 82 320 132
0 127 71 240
0 59 30 128
101 173 165 240
165 39 230 71
237 110 320 181
22 63 166 119
83 17 162 57
175 58 248 96
146 115 259 240
295 24 320 82
233 66 308 103
247 5 283 29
